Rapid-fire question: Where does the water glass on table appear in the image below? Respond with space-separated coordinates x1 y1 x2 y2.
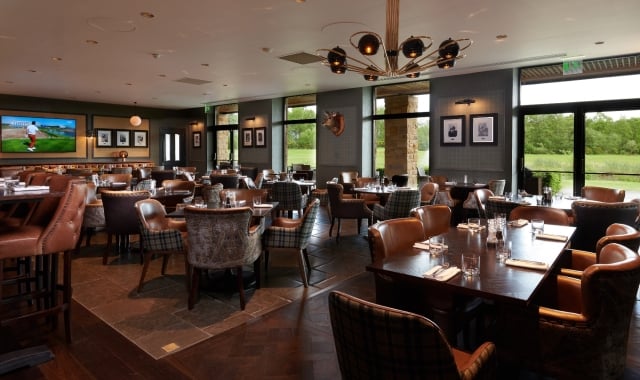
467 218 481 232
531 218 545 235
252 195 262 208
462 254 480 277
429 235 445 257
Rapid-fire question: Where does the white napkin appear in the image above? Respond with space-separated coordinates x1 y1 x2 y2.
489 196 506 201
12 186 50 192
412 240 430 250
423 266 461 281
508 219 529 227
457 223 485 230
505 258 549 271
536 233 568 242
253 204 273 208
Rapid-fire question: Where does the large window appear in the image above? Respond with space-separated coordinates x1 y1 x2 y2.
520 65 640 198
211 104 238 168
284 94 316 169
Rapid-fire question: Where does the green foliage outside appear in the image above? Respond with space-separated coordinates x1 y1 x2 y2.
2 137 75 153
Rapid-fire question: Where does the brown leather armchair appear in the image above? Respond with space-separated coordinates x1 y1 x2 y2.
326 183 373 240
101 190 151 264
419 182 439 205
508 205 570 226
536 243 640 379
410 204 451 238
581 185 626 202
339 170 358 196
571 200 639 251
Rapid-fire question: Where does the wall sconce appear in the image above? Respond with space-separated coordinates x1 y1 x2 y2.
87 129 94 138
245 116 255 121
455 98 476 106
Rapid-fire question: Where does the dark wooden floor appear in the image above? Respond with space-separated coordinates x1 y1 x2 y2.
2 206 640 379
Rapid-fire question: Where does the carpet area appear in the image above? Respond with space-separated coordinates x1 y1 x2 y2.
71 219 370 359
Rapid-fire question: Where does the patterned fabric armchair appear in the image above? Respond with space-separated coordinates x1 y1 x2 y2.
77 181 105 249
262 198 320 287
271 181 308 218
484 198 521 220
373 188 420 222
184 206 262 310
487 179 506 196
571 200 639 251
134 199 187 292
329 291 496 380
536 243 640 379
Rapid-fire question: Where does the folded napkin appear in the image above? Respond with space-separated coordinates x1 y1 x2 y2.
111 182 127 186
13 186 50 192
489 196 506 201
413 241 430 250
253 204 273 208
508 219 529 227
505 258 549 271
423 265 461 281
536 233 568 242
457 223 485 230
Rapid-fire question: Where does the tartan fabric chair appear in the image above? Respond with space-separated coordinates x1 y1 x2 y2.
373 188 420 222
134 199 188 292
328 291 496 380
571 200 639 251
262 198 320 287
271 181 308 218
184 206 262 310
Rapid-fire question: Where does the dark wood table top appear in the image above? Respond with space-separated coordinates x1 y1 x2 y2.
0 188 65 204
166 201 278 218
366 223 576 306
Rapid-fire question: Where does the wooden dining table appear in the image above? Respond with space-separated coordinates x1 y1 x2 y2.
366 222 576 356
0 187 65 225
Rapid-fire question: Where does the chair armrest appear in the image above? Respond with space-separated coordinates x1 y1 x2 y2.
141 228 185 251
555 275 582 313
568 249 596 271
539 306 587 324
272 217 302 228
168 219 187 232
457 341 496 380
559 268 584 278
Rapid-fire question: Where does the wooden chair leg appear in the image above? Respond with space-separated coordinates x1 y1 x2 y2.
137 252 152 293
103 233 113 265
188 267 200 310
62 251 72 343
236 266 246 310
329 217 335 237
297 249 309 287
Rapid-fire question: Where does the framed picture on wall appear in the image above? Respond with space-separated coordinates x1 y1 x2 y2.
242 128 253 147
96 129 113 147
255 127 266 148
440 115 465 146
192 131 201 148
133 130 148 147
115 130 130 147
470 113 498 145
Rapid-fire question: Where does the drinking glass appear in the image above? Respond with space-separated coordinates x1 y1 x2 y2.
496 241 512 262
531 219 545 235
462 254 480 277
252 195 262 207
194 196 205 208
467 218 481 232
429 235 444 257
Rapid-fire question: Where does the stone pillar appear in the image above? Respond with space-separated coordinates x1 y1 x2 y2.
384 95 418 186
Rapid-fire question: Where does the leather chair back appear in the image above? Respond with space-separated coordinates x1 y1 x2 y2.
488 179 506 196
571 200 639 251
39 180 87 254
135 198 172 231
27 174 77 226
220 188 269 204
209 174 240 189
595 223 640 256
419 182 439 205
161 179 195 193
410 205 451 239
581 186 626 202
101 190 150 235
509 205 570 225
368 217 425 262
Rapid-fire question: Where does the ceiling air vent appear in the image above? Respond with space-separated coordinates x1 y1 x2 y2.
175 77 212 85
279 52 324 65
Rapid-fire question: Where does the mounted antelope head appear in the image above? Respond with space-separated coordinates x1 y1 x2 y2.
321 111 345 136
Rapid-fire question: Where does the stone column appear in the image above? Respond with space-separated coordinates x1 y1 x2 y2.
384 95 418 186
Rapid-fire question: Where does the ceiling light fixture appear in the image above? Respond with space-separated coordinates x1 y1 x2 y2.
130 101 142 127
316 0 472 81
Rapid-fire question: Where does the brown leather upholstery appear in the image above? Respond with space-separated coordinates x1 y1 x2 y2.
536 243 640 379
410 205 451 239
571 200 639 251
25 171 51 186
430 175 448 188
160 179 196 193
581 185 626 202
0 180 87 343
368 217 425 263
134 199 187 292
220 188 269 205
150 170 176 184
111 167 133 174
99 173 132 188
509 205 570 226
326 183 373 240
184 206 262 310
101 190 150 264
329 291 496 380
419 182 439 205
339 170 358 195
209 174 240 189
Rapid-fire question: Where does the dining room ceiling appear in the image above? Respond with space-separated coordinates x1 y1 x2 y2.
1 0 638 110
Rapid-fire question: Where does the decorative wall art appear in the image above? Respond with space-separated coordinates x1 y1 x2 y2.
192 131 201 148
115 130 130 147
96 129 113 147
440 115 465 146
242 128 253 147
321 111 345 136
255 127 266 147
471 113 498 145
133 131 148 147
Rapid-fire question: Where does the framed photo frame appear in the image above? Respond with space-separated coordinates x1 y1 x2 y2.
95 129 113 147
470 113 498 145
440 115 465 146
115 130 131 147
133 130 148 147
242 128 253 147
192 131 201 148
254 127 266 148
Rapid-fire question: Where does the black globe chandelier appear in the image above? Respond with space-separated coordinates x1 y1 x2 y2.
317 0 472 81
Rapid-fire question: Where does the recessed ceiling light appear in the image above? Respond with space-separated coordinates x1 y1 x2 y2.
201 63 209 67
296 0 306 3
51 57 62 62
496 34 508 41
125 82 133 86
28 69 37 73
140 12 155 19
85 39 98 45
595 41 605 45
158 74 167 78
262 47 273 53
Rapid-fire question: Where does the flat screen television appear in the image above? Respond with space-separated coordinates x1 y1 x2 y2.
1 115 77 153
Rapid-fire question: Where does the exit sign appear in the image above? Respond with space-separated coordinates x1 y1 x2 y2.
563 60 583 75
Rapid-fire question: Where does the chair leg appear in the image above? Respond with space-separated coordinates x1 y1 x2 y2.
303 248 311 271
297 249 309 287
236 266 246 310
253 256 262 289
336 218 342 240
357 218 362 234
62 251 72 343
161 254 169 275
329 217 335 237
137 252 152 293
103 233 113 265
188 267 200 310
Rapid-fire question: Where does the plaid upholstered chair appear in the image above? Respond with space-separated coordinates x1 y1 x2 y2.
271 181 308 218
262 198 320 287
184 206 262 310
536 243 640 379
372 188 420 222
134 199 188 292
328 291 496 380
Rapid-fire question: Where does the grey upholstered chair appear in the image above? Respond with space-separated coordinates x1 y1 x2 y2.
184 206 262 310
329 291 496 380
372 188 420 222
271 181 308 218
